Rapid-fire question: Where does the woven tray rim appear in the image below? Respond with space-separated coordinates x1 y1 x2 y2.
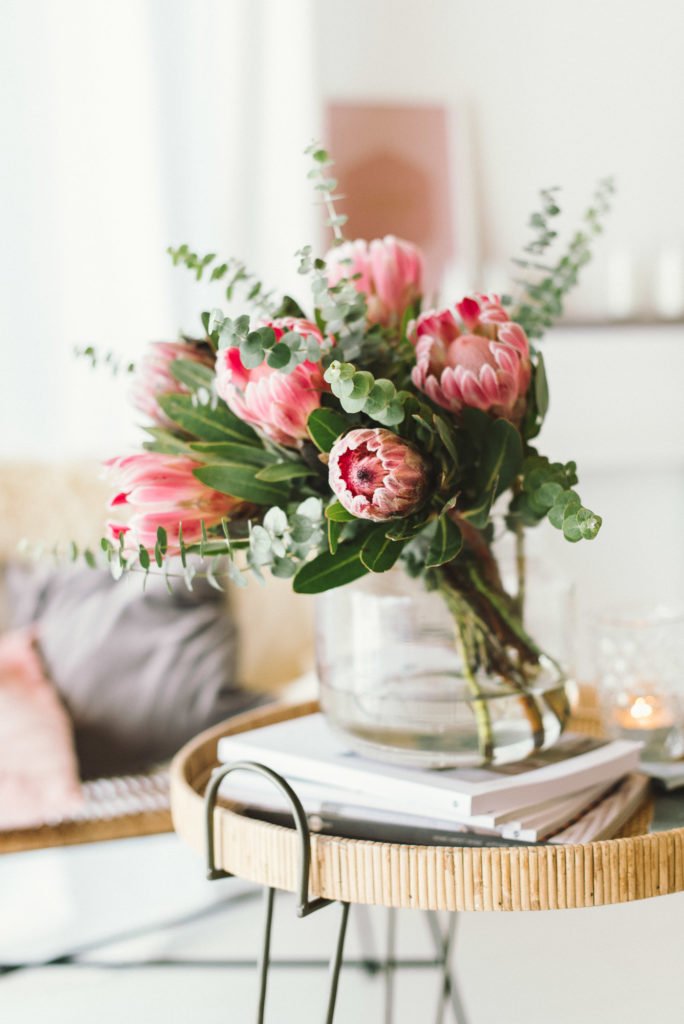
169 700 683 912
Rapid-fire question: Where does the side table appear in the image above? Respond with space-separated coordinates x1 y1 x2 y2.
170 700 678 1023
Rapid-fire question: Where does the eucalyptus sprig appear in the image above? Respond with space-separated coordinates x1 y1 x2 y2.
512 177 615 339
323 360 407 426
74 345 135 376
509 454 602 542
206 309 327 374
304 141 348 242
167 244 279 317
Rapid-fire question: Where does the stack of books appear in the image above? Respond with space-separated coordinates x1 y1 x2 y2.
216 714 648 847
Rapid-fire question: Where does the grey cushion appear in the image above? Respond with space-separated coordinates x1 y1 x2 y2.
5 563 260 778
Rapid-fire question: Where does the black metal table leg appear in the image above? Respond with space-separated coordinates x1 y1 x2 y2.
427 912 468 1024
324 901 350 1024
256 887 275 1024
204 762 347 1023
383 908 396 1024
204 764 473 1024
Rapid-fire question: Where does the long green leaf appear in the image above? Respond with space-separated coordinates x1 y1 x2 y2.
293 538 370 594
255 462 314 482
190 442 275 466
360 527 405 573
194 463 290 505
158 393 258 443
143 427 197 457
307 408 347 452
433 415 460 466
328 517 343 554
460 482 497 530
426 516 463 569
476 419 523 498
325 501 356 522
385 513 432 542
535 352 549 421
169 358 215 392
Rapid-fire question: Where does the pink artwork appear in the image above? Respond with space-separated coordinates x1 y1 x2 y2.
325 103 456 297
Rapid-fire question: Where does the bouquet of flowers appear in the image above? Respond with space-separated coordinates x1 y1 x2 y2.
97 145 613 762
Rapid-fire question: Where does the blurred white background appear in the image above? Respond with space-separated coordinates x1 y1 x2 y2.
3 0 684 623
2 3 684 1020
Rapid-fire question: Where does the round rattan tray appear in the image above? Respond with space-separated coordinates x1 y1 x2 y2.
170 700 683 913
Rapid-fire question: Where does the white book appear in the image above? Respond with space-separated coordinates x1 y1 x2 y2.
218 771 616 842
216 712 641 816
640 758 684 791
549 773 650 844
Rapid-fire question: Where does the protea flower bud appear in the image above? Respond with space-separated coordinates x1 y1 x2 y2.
328 428 429 522
106 453 246 553
131 340 215 426
324 236 424 327
215 318 327 448
410 295 531 422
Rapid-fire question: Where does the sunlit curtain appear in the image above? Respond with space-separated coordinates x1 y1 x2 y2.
1 0 318 460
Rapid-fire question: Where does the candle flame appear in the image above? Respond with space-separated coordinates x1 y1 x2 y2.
630 696 656 722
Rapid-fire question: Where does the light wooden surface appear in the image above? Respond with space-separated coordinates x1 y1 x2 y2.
170 699 675 913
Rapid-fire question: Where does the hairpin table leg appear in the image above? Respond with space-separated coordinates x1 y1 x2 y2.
427 912 468 1024
324 901 350 1024
383 908 397 1024
256 887 275 1024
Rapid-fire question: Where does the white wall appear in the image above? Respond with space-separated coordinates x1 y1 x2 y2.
317 0 684 318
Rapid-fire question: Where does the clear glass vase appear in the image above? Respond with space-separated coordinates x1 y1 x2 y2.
316 549 573 768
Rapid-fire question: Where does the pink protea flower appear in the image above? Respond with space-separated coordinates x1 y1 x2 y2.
324 236 424 326
131 341 215 425
329 428 429 522
215 318 327 448
456 293 509 331
410 296 531 422
106 453 245 553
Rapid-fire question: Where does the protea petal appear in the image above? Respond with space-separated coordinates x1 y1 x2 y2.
215 318 327 447
105 453 245 553
411 298 531 422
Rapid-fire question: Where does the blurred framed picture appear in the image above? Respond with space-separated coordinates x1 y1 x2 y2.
325 100 480 299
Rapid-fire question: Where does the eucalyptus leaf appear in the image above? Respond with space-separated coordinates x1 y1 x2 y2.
240 332 265 369
271 556 297 579
266 343 292 370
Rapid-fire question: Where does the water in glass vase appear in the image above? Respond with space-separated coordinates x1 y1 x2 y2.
316 570 571 768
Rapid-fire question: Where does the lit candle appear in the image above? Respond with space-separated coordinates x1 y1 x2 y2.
612 693 675 757
614 694 674 731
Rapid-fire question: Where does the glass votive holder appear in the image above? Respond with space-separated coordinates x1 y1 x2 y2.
594 607 684 761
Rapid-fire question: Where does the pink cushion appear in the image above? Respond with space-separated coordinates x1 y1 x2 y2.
0 629 82 830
